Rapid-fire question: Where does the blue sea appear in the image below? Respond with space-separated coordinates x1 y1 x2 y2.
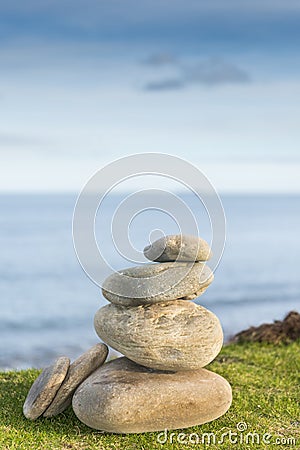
1 193 300 370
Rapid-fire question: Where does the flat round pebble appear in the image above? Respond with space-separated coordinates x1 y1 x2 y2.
102 261 213 306
23 356 70 420
43 343 109 417
144 234 212 262
94 300 223 371
72 357 232 433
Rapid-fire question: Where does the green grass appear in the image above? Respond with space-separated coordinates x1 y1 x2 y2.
1 343 299 450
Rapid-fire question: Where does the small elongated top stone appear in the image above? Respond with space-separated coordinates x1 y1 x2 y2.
144 234 212 262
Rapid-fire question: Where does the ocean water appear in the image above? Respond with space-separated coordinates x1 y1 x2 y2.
1 193 300 370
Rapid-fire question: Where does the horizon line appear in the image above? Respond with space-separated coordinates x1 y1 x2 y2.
0 190 300 196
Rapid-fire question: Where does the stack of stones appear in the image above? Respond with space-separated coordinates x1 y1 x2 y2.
72 234 232 433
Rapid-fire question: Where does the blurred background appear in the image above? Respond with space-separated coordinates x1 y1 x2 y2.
1 1 300 369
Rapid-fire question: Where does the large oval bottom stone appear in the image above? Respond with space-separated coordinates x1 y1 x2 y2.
72 357 232 433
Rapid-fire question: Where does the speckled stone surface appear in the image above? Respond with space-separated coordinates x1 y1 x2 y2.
72 357 232 433
23 356 70 420
102 261 213 306
94 301 223 371
144 234 212 262
43 343 108 417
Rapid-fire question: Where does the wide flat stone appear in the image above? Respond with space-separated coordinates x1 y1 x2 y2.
94 301 223 371
43 343 108 417
23 356 70 420
144 234 212 262
102 261 213 306
72 357 232 433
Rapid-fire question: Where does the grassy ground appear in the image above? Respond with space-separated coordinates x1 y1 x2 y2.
0 342 299 450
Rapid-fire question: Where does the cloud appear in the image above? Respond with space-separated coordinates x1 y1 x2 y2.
143 57 251 91
142 53 177 67
0 133 49 147
186 59 250 85
144 78 185 91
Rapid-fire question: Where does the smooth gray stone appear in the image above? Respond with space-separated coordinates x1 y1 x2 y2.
94 301 223 371
144 234 212 262
43 343 108 417
102 261 213 306
23 356 70 420
72 357 232 433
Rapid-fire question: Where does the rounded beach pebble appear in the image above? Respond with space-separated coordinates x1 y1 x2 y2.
72 357 232 433
94 301 223 371
23 356 70 420
43 343 109 417
102 261 213 306
144 234 212 262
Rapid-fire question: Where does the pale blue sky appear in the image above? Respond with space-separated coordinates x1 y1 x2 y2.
1 0 300 192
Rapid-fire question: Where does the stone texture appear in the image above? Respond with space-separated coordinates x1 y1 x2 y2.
144 234 212 262
94 301 223 371
102 261 213 306
23 356 70 420
72 357 232 433
43 343 108 417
